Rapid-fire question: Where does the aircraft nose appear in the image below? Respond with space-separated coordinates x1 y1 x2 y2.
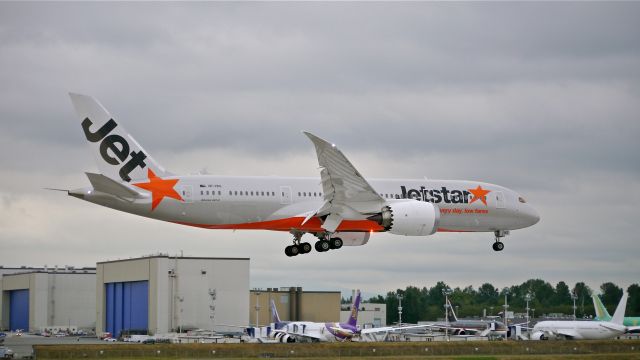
522 205 540 227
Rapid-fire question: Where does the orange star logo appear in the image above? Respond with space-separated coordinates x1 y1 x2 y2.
468 185 491 206
133 169 183 210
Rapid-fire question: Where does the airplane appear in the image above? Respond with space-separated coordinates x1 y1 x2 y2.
531 292 634 340
593 293 640 331
270 290 362 342
361 302 507 337
64 93 540 256
429 299 508 337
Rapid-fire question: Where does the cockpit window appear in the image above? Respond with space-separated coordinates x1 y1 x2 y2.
518 197 527 203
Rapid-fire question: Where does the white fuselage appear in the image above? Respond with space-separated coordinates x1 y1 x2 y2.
72 176 539 234
532 320 626 340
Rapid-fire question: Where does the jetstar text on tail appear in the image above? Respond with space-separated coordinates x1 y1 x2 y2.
82 118 148 182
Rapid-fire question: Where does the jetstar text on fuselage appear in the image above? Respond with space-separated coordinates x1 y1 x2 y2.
401 186 475 204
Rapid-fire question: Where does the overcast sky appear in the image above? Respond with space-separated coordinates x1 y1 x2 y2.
1 2 639 300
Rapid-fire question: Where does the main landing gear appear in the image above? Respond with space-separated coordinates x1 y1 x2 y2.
284 232 343 257
492 230 509 252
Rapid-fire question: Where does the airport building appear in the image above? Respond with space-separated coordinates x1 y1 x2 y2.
249 288 341 325
96 255 249 337
0 267 96 332
341 302 387 328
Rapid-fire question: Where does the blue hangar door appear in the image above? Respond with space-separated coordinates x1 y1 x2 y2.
105 281 149 337
9 289 29 331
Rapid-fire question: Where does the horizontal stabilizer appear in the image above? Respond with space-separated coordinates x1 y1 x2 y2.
44 188 69 193
85 172 143 198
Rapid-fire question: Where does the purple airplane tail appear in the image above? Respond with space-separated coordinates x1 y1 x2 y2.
346 289 362 327
270 299 282 323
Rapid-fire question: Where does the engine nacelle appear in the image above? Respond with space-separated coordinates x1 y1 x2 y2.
331 232 370 246
274 333 295 343
531 331 548 340
368 201 440 236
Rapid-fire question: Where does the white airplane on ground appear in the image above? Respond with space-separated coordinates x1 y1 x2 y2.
531 293 631 340
270 290 362 342
63 93 539 256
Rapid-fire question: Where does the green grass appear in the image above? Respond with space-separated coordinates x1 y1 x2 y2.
33 339 640 359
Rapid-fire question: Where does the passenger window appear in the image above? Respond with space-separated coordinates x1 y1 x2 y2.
218 191 221 195
251 191 254 196
298 192 301 196
200 191 203 195
273 192 276 196
261 191 264 196
234 191 237 195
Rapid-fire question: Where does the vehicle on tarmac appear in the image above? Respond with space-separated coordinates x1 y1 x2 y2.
0 346 14 359
61 94 540 257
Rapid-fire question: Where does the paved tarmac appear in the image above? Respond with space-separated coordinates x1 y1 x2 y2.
3 334 108 358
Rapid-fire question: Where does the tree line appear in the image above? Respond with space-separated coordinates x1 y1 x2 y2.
347 280 640 324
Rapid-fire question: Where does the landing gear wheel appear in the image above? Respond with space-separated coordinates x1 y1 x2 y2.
285 245 292 257
314 241 323 252
300 242 312 254
315 240 330 252
492 241 504 252
290 244 300 256
330 237 343 250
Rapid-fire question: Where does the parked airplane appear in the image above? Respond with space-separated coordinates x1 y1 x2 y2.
270 290 362 342
531 293 630 340
432 299 508 337
593 293 640 331
65 93 539 256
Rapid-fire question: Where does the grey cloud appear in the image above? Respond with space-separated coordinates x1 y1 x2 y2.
1 2 639 295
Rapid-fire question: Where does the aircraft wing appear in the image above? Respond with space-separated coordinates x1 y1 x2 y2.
360 324 432 334
303 132 385 231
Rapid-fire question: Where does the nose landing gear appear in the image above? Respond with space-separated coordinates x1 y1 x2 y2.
492 230 509 251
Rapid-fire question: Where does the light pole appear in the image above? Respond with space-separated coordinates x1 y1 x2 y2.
442 288 453 342
524 292 533 336
502 287 510 340
255 291 261 327
397 293 403 326
571 292 578 320
531 308 535 321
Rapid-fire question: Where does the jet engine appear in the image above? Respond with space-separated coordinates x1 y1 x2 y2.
531 331 548 340
368 201 440 236
274 333 295 343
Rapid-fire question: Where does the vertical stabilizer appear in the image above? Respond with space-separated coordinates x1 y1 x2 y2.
270 299 282 323
611 292 628 325
69 93 170 183
592 294 612 321
346 289 362 327
447 299 459 322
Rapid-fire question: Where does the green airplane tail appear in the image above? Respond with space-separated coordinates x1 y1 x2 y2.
592 294 612 321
